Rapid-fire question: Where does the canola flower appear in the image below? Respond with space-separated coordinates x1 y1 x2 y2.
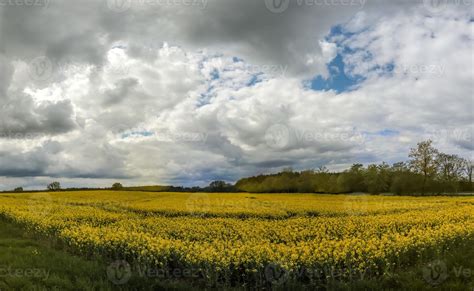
0 191 472 286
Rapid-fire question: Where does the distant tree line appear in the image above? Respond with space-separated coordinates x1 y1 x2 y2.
235 140 473 195
6 140 472 195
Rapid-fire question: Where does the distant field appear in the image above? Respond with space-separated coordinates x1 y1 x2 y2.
0 191 473 289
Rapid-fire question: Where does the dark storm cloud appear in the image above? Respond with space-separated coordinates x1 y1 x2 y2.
0 97 76 137
0 145 50 177
0 55 77 138
0 139 131 179
0 0 391 77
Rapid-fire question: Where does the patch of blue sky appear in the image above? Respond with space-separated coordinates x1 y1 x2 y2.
309 24 399 93
310 54 365 93
362 129 400 138
247 74 264 87
210 69 220 80
121 131 154 139
197 85 215 107
309 25 366 93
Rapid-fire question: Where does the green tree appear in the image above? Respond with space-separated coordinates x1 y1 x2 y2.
409 140 439 194
14 187 23 192
348 164 366 192
47 182 61 191
208 180 234 192
112 183 123 190
336 173 351 193
364 163 389 194
390 172 423 195
437 153 465 193
391 161 408 172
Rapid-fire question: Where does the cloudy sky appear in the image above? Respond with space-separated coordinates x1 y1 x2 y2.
0 0 472 190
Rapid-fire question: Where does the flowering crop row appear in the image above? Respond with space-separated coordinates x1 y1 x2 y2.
0 191 472 287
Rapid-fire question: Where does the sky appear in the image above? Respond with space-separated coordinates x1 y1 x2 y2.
0 0 473 190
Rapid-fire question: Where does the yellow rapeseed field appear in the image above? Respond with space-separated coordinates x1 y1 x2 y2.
0 191 472 286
